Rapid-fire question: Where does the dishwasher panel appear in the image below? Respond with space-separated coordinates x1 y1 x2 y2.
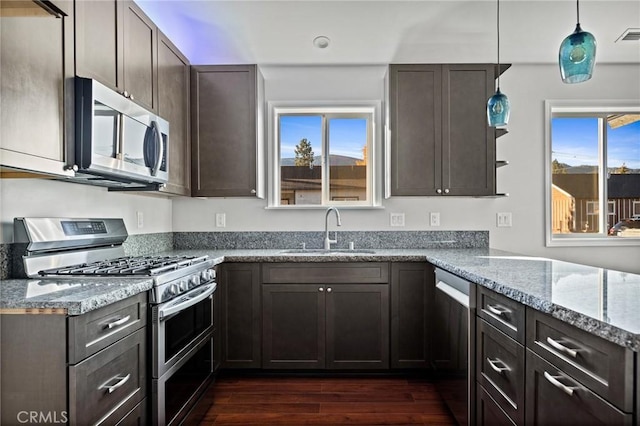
433 268 473 426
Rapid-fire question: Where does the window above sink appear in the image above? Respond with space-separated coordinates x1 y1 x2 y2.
266 102 383 209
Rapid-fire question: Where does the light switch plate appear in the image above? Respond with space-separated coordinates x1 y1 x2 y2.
390 213 405 227
136 211 144 228
497 212 512 227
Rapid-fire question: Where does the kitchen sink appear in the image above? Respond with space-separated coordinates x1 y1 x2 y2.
280 248 377 255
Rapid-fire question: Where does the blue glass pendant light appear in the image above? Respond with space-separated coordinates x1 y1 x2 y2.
559 0 596 83
487 0 510 127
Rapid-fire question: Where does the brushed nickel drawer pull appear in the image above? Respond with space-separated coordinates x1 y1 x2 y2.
543 371 579 396
486 304 511 317
104 315 131 329
487 357 510 374
99 373 131 394
546 337 578 358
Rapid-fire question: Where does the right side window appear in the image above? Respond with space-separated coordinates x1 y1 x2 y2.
548 103 640 244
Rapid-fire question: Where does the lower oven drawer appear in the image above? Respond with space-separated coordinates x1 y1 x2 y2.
69 328 146 425
153 332 214 426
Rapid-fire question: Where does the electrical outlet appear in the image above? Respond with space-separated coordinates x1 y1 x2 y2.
390 213 405 227
497 212 512 227
430 212 440 227
215 213 226 228
136 211 144 228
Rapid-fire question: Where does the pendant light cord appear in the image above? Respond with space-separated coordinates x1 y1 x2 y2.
496 0 501 88
576 0 580 25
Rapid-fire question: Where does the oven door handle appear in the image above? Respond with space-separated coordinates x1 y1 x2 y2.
158 283 216 321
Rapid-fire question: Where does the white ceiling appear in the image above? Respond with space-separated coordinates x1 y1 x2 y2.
137 0 640 65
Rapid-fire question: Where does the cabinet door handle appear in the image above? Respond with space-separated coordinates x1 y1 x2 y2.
486 304 511 317
251 189 257 194
319 287 324 292
104 315 131 329
444 188 450 194
546 337 578 358
436 189 442 194
327 288 332 293
543 371 579 397
487 357 510 374
99 373 131 394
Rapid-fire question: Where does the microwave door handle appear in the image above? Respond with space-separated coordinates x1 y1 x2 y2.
152 120 163 176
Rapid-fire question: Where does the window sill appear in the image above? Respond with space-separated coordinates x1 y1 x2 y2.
547 236 640 247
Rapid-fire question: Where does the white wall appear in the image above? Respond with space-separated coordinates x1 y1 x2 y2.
0 179 173 242
2 63 638 274
172 63 640 273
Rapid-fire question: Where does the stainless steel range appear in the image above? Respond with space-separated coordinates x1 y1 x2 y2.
14 217 217 426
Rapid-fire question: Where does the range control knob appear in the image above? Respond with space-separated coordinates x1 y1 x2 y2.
190 275 200 287
168 284 179 296
179 280 189 292
201 269 215 281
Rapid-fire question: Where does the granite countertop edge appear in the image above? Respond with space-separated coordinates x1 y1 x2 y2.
3 248 639 352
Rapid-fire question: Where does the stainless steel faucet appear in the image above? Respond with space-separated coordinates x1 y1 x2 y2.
324 207 342 250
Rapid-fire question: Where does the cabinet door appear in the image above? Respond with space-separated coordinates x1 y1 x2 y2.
157 31 191 196
219 263 261 368
325 284 389 369
191 65 259 197
525 350 632 426
389 64 442 196
1 0 75 177
75 0 122 91
441 64 495 196
122 1 157 111
390 262 432 368
262 285 325 369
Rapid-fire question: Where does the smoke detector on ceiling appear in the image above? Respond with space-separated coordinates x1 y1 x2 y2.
616 28 640 42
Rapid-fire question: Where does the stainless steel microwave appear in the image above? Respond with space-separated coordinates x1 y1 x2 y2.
74 77 169 189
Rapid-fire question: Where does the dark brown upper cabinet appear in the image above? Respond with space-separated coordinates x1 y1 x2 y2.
75 0 157 112
388 64 507 197
157 31 190 196
190 65 264 197
0 0 76 178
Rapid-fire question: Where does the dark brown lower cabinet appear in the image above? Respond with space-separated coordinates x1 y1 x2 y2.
476 319 524 425
262 284 325 369
477 385 516 426
525 349 632 425
262 283 389 370
390 262 432 368
219 263 261 368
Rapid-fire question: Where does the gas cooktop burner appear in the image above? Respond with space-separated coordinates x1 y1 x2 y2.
39 255 210 277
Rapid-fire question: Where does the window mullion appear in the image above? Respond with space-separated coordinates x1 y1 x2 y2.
599 116 607 235
321 114 329 205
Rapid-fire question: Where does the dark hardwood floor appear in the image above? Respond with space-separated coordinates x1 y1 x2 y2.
197 375 457 425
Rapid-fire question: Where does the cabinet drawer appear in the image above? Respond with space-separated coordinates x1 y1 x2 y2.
116 398 147 426
262 263 389 284
68 292 147 363
525 350 632 425
526 308 633 412
477 286 525 344
477 384 516 426
476 319 524 425
69 328 147 426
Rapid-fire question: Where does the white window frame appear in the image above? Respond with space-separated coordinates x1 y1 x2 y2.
545 100 640 246
266 101 383 209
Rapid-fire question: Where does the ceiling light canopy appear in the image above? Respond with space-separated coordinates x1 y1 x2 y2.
313 36 330 49
559 0 596 84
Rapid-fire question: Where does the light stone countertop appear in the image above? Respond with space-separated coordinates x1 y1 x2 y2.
3 247 640 352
